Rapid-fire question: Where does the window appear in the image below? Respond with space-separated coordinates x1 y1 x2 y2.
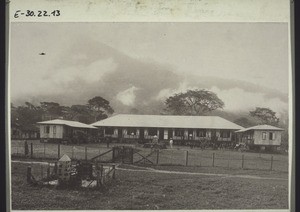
53 126 56 134
269 132 275 140
196 129 206 137
220 130 230 138
262 132 267 140
127 128 136 135
105 127 114 135
175 129 184 137
148 128 157 136
44 126 50 133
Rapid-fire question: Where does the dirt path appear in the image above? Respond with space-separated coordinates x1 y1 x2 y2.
117 164 288 181
12 160 287 181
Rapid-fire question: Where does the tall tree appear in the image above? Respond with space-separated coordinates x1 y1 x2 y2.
40 102 63 120
87 96 114 121
164 89 224 115
249 107 279 126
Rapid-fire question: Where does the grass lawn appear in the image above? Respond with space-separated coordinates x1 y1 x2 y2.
11 162 288 210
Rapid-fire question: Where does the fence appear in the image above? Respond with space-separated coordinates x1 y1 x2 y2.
133 148 288 172
11 141 288 172
11 141 113 162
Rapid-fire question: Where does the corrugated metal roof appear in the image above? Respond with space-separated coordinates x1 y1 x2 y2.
91 114 244 130
37 119 97 129
236 124 284 133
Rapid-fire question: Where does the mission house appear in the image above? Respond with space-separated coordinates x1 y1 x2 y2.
91 114 244 144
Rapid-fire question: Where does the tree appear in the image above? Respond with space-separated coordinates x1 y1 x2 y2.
87 96 114 121
164 89 224 115
11 102 43 132
67 105 92 123
249 107 279 126
40 102 63 120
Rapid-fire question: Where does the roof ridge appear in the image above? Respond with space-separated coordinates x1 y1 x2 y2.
115 114 218 117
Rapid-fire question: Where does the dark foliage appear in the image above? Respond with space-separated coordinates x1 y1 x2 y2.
249 107 279 126
164 89 224 115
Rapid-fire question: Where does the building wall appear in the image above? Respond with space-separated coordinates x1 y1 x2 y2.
40 125 64 139
253 130 281 146
101 126 235 142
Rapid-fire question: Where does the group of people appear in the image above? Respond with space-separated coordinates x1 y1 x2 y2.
151 135 174 148
166 138 240 150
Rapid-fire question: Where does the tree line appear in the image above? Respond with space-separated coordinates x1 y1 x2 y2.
11 96 114 132
164 89 281 126
12 89 284 134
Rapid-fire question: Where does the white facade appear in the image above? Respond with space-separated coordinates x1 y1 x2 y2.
40 125 64 139
253 130 281 146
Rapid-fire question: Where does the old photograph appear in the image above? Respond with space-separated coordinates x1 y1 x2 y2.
8 1 292 211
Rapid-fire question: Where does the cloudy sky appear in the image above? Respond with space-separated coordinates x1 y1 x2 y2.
10 22 289 114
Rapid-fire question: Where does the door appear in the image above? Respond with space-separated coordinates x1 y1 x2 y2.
211 130 217 142
168 129 173 139
118 128 122 138
140 129 145 139
164 129 168 140
159 129 164 140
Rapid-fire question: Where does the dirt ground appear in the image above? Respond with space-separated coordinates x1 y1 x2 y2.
10 162 289 210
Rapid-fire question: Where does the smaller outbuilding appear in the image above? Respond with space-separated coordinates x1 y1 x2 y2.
236 124 284 151
37 119 97 143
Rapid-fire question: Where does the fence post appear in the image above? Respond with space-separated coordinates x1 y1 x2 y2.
227 152 230 168
121 147 124 163
30 143 33 158
212 153 215 167
156 150 159 165
57 144 61 159
43 143 46 159
130 148 134 164
100 165 104 185
185 151 189 166
112 148 115 163
85 146 88 161
25 141 29 156
242 154 244 169
47 164 50 178
41 165 44 179
95 161 100 187
270 155 273 171
27 166 32 183
112 165 116 179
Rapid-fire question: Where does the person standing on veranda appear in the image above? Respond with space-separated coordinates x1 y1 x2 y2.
169 138 173 149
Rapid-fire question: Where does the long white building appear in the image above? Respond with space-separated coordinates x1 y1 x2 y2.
91 114 244 143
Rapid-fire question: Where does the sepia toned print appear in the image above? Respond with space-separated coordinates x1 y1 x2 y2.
8 1 292 211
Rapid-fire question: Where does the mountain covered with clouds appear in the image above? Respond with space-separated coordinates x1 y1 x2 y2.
11 37 288 120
